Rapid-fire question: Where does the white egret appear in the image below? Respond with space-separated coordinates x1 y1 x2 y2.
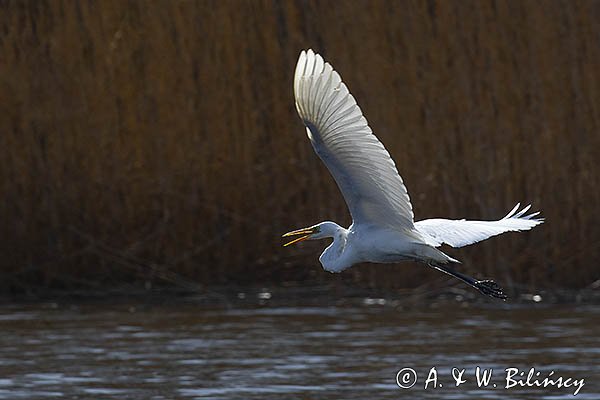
283 49 543 299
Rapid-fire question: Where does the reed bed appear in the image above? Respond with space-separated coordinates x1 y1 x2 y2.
0 0 598 293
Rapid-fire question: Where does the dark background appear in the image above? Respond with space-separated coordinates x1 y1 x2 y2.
1 0 599 295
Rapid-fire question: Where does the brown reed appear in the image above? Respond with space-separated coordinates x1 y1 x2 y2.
0 0 598 293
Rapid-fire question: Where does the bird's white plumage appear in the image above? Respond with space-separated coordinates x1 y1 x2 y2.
294 50 415 231
415 203 544 248
286 49 544 299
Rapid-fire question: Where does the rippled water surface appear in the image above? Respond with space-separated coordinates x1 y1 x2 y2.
0 296 598 399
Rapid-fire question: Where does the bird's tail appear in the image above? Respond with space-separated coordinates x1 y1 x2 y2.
413 243 460 265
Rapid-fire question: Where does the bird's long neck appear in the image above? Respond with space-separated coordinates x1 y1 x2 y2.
319 223 352 273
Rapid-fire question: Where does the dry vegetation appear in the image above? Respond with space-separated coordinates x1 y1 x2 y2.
0 0 599 294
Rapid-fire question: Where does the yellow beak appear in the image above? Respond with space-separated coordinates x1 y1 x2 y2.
282 227 315 247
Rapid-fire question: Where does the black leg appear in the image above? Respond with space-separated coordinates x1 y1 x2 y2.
428 262 507 300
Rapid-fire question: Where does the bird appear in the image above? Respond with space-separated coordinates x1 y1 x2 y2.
282 49 544 300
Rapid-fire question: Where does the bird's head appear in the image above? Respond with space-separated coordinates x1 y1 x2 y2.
282 221 339 247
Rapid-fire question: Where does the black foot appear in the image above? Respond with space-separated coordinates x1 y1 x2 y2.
474 280 507 300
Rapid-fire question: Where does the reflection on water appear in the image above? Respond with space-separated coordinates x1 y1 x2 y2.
0 294 598 399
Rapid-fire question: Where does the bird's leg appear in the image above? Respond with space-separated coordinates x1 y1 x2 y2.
428 262 507 300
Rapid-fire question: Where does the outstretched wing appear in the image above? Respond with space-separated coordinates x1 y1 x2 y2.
294 49 414 231
415 203 544 248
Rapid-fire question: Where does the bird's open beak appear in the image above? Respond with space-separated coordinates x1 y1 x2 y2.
282 227 315 247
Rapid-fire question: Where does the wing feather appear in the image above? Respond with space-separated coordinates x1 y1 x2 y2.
294 50 414 230
415 203 544 248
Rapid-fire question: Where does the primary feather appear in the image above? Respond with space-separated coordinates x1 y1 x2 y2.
415 203 544 248
294 49 415 231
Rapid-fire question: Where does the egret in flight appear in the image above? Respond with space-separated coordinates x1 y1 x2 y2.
283 50 543 299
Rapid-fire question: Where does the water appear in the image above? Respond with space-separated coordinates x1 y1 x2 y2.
0 295 598 399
